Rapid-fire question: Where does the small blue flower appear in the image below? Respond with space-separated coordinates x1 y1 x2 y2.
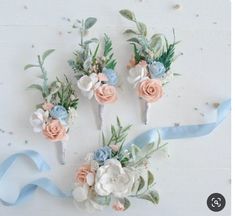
94 146 112 164
102 68 118 86
50 105 68 122
148 61 166 78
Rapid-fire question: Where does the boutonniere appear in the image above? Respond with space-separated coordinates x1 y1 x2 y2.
120 9 181 124
25 49 79 164
68 17 118 129
72 117 166 212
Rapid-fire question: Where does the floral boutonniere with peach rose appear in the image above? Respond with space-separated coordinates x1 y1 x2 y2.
68 17 118 129
25 49 79 164
120 9 182 124
72 117 166 212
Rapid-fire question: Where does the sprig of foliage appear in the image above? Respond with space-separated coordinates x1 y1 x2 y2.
120 9 180 70
56 76 79 110
103 34 117 69
24 49 55 98
102 117 132 147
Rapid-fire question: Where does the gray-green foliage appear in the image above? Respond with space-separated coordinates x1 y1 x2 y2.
67 18 117 79
25 50 79 110
120 9 179 71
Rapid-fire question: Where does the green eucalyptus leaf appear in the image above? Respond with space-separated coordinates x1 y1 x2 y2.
127 37 140 44
42 49 55 62
150 34 162 49
85 17 97 30
123 29 137 35
84 38 99 45
138 190 159 204
93 194 111 206
147 170 154 186
27 84 43 92
123 198 131 210
136 22 147 36
137 176 145 192
119 9 136 21
24 64 39 70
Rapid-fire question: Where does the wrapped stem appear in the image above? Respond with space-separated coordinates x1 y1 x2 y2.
143 100 150 125
98 104 104 130
57 141 66 165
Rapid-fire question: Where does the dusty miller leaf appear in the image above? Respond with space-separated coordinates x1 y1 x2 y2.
147 170 154 186
138 190 159 204
119 9 136 21
137 176 145 192
24 64 39 70
42 49 55 62
84 17 97 30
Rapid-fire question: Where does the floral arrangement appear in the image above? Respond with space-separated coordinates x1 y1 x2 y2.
68 17 118 129
72 117 166 212
120 9 181 124
25 49 79 164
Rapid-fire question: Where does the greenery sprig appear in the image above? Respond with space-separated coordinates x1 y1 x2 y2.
67 17 117 79
120 9 180 72
25 49 79 110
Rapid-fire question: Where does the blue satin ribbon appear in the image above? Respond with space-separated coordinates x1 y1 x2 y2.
128 99 231 148
1 178 71 206
0 150 50 180
0 150 71 206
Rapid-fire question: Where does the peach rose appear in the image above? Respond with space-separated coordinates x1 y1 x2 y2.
94 84 117 104
75 164 95 186
138 78 163 103
43 119 66 142
112 201 125 211
42 102 54 111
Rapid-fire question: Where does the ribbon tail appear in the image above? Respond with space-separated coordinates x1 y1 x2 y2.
0 178 72 206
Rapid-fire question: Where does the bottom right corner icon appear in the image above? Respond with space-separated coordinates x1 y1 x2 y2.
207 193 226 212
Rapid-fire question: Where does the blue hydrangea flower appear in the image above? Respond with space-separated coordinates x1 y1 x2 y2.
94 146 112 164
102 68 118 86
148 61 166 78
50 105 68 122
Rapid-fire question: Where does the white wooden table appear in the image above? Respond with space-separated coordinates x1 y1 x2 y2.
0 0 230 215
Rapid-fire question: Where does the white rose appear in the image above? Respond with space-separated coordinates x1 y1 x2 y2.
127 65 147 86
77 73 100 99
29 108 48 133
95 159 137 197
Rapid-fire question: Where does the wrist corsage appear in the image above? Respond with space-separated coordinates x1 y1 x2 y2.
68 17 118 129
72 117 165 212
25 49 79 164
120 9 181 124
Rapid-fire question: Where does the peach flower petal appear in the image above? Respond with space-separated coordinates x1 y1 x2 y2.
138 79 163 103
95 84 117 104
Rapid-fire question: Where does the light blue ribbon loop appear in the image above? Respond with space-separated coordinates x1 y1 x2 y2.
0 178 72 206
0 150 50 180
128 99 231 148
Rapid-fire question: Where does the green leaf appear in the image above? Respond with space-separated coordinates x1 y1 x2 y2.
93 194 111 206
137 176 145 192
127 37 140 44
119 9 136 21
102 132 106 146
27 84 43 92
123 29 137 35
136 22 147 36
138 190 159 204
84 38 99 45
173 73 181 76
24 64 39 70
42 49 55 62
84 17 97 30
150 34 162 49
123 198 131 210
147 170 154 186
